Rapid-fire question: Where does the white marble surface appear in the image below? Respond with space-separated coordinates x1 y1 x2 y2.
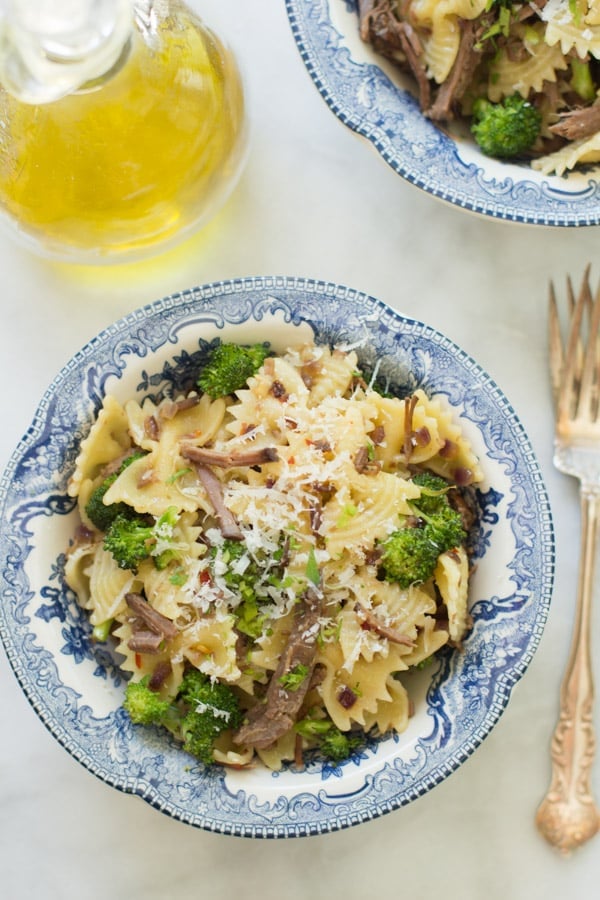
1 1 600 897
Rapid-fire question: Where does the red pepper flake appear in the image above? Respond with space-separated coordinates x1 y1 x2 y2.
135 653 142 669
288 455 296 465
199 570 211 584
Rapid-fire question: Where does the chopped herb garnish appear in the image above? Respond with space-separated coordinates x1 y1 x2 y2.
278 663 309 692
305 547 320 586
166 467 192 484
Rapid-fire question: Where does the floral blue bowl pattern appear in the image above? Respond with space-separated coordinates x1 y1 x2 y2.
285 0 600 226
0 276 554 836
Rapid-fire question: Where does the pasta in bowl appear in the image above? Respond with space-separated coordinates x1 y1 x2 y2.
285 0 600 225
0 277 553 836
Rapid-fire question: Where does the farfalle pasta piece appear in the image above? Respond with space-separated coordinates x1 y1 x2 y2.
542 1 600 58
361 676 411 736
317 639 411 731
67 395 131 499
487 26 568 103
411 0 489 83
112 619 184 699
434 546 471 644
226 355 310 439
369 391 445 468
86 545 138 626
178 615 241 683
532 130 600 175
399 617 450 668
101 451 205 516
253 732 297 771
303 346 358 407
319 471 421 559
64 540 98 610
136 515 204 621
411 389 483 484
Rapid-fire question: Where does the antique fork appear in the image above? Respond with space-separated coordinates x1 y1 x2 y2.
536 268 600 853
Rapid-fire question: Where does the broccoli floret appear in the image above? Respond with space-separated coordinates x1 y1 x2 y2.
84 450 146 531
104 514 155 570
295 717 362 763
197 342 270 398
123 669 244 766
471 94 541 159
320 726 362 762
378 474 466 588
410 472 451 515
177 669 243 765
124 677 172 725
379 527 441 588
104 506 180 571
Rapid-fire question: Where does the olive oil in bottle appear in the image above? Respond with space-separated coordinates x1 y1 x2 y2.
0 0 247 262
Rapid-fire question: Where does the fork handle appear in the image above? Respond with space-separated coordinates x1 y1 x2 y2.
536 488 600 853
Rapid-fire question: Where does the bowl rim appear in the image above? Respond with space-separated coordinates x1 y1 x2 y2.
284 0 600 227
0 274 555 836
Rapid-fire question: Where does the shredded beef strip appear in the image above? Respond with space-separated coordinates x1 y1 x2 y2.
354 602 415 646
159 396 200 420
127 630 167 654
550 103 600 141
191 462 244 540
426 14 494 121
358 0 431 109
397 24 431 110
125 592 179 639
180 443 279 469
148 660 173 690
449 484 479 533
233 585 323 749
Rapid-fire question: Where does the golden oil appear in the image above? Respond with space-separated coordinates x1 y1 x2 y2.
0 3 246 262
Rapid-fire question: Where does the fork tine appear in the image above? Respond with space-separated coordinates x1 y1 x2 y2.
578 271 600 422
549 280 563 409
559 273 589 423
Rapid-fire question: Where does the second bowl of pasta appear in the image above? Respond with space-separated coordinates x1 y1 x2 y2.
286 0 600 226
0 276 554 836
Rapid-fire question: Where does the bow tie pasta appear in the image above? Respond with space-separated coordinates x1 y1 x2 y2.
65 339 484 770
358 0 600 174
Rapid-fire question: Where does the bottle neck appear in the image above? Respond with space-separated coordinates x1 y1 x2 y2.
0 0 133 103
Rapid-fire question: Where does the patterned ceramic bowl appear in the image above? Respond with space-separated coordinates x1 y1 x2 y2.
285 0 600 226
0 276 554 836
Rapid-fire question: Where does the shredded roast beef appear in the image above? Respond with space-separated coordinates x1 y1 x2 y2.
159 395 200 420
180 443 279 469
354 602 415 646
358 0 431 109
233 585 323 749
550 103 600 141
191 462 244 540
449 484 480 534
358 3 495 120
127 630 165 654
125 591 179 639
148 660 173 690
426 15 493 121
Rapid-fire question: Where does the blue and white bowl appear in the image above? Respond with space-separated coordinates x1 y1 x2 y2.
0 276 554 836
285 0 600 226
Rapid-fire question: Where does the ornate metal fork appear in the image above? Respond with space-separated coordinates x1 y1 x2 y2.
536 268 600 853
